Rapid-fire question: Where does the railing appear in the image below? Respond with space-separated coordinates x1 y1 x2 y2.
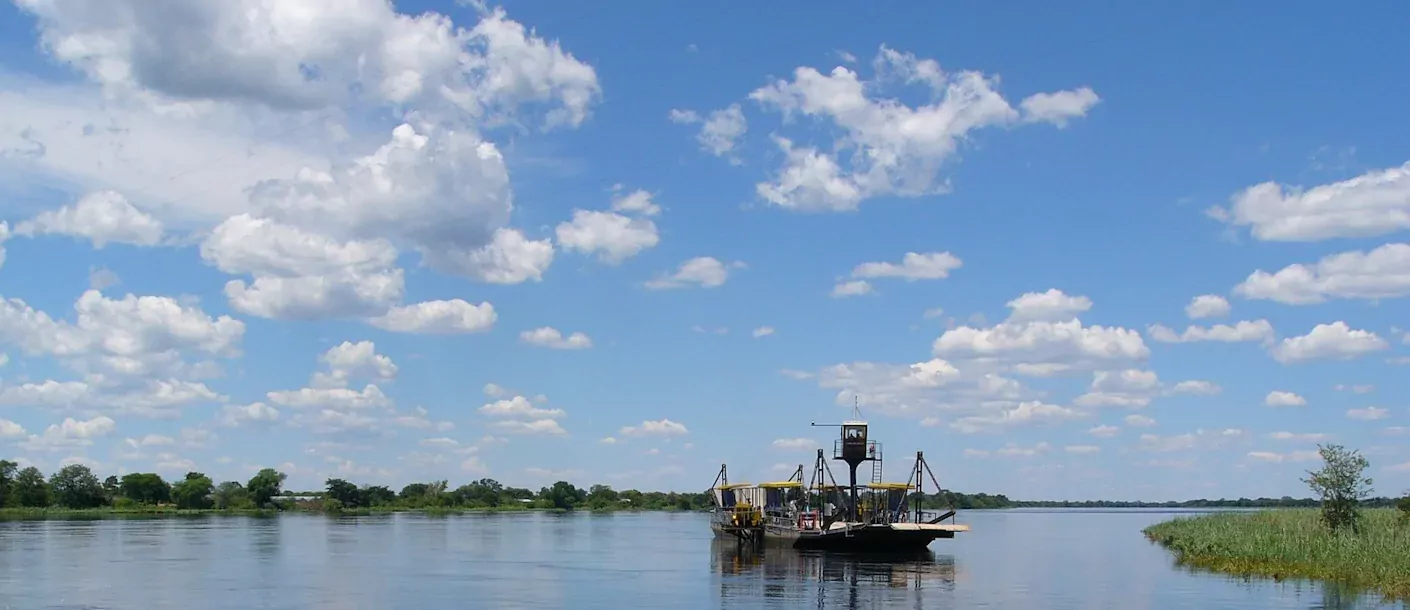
832 439 881 461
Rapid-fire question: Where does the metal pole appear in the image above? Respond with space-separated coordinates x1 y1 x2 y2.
848 463 859 522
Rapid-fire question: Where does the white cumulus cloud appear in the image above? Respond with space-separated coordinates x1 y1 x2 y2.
1184 295 1231 319
1270 322 1388 364
519 327 593 350
747 46 1096 211
1234 243 1410 305
1265 391 1307 407
645 257 739 290
15 190 164 247
1209 161 1410 242
619 419 689 437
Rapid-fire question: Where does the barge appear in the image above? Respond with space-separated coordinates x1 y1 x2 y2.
707 411 968 552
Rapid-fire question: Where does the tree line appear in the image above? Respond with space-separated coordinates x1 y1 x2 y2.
0 460 716 512
315 479 715 512
0 461 290 510
910 491 1406 510
5 458 1404 514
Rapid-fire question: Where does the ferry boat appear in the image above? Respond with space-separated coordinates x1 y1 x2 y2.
707 411 968 552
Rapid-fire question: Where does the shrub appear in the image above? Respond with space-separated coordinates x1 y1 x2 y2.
1302 444 1373 533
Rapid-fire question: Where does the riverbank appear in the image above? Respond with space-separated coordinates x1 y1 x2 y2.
0 504 707 519
1143 509 1410 601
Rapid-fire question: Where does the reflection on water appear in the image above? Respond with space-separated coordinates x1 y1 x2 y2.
712 540 958 609
1165 555 1399 610
0 510 1404 610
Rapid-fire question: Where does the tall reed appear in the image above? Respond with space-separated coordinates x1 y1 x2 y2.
1144 509 1410 600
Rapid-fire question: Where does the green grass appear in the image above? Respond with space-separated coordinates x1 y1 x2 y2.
1144 509 1410 601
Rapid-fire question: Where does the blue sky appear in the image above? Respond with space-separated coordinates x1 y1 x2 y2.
1 0 1408 501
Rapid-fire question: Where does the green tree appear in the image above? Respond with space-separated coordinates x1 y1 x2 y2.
361 485 395 507
247 468 287 509
587 484 619 509
0 459 16 508
212 481 250 509
120 473 172 504
1302 444 1373 533
12 466 50 507
502 486 534 502
452 478 503 507
1396 494 1410 526
425 480 449 506
539 481 585 510
50 464 106 509
102 475 120 502
399 483 428 500
171 472 215 509
324 478 362 508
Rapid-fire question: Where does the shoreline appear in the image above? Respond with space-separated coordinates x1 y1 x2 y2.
0 505 711 519
0 504 1317 520
1143 509 1410 602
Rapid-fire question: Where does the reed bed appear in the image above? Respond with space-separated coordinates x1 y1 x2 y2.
1144 509 1410 600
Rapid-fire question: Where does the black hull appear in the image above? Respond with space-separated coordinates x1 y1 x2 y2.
713 522 960 553
791 528 952 552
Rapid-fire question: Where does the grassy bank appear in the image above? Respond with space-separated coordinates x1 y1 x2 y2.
1143 509 1410 600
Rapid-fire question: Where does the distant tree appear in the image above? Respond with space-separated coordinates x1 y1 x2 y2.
399 483 429 500
324 478 362 508
212 481 250 509
361 485 395 507
247 469 287 509
1302 444 1373 533
50 464 106 509
587 484 619 509
0 459 16 508
426 480 449 506
102 475 120 502
12 467 49 507
171 472 215 509
502 486 534 502
453 478 503 507
539 481 585 510
1397 494 1410 526
120 473 172 505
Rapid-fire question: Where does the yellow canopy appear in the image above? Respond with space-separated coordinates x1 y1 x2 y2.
866 482 915 491
757 481 804 488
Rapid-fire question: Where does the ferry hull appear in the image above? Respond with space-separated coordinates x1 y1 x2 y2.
713 521 965 553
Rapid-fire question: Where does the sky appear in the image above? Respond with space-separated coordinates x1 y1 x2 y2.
0 0 1408 501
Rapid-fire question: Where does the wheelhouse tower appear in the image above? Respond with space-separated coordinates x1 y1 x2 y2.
812 401 879 523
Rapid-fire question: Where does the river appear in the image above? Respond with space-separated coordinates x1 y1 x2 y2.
0 509 1403 609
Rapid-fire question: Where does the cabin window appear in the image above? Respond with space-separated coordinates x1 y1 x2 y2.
843 425 866 441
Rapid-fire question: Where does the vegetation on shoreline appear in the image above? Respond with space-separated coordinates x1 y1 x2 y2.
1143 509 1410 600
5 458 1406 519
1144 444 1410 601
952 496 1405 510
0 460 722 517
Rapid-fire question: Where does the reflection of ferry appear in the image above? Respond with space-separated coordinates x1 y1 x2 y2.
707 411 968 552
711 539 959 608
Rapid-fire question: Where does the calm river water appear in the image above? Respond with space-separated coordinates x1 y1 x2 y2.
0 509 1404 609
